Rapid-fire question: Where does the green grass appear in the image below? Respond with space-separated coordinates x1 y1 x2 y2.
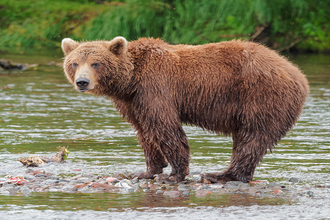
0 0 105 48
0 0 330 51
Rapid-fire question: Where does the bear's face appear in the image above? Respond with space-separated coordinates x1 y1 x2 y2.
61 37 133 96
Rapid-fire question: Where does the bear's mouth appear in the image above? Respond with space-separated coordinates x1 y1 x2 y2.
78 88 88 92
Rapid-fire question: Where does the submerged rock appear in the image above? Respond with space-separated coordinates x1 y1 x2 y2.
62 185 78 192
163 190 182 198
114 179 134 189
182 191 190 196
289 177 299 183
225 181 249 189
23 174 35 180
35 174 47 178
307 191 314 197
21 187 31 196
195 189 212 197
112 171 129 180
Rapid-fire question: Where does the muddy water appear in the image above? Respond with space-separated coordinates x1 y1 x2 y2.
0 51 329 219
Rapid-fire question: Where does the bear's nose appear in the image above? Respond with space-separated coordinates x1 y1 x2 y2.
76 78 90 88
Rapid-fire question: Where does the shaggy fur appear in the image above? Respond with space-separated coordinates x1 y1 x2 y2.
62 37 309 183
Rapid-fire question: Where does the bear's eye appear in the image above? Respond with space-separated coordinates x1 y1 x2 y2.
91 63 101 69
72 62 78 69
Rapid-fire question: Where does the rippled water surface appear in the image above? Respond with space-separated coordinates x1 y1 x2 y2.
0 51 329 219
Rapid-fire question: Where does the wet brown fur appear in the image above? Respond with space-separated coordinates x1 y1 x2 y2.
62 37 309 183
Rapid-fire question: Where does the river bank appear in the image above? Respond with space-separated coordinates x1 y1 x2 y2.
1 0 330 52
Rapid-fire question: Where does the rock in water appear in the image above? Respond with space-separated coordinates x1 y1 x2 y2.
288 177 299 183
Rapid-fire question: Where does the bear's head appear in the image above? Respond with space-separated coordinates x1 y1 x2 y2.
61 37 134 96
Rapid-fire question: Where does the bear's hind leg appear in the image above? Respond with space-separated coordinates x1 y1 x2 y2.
202 131 268 183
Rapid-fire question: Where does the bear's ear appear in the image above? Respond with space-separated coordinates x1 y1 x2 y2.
107 37 128 55
61 38 79 56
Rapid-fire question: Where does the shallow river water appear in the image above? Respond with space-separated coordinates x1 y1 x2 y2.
0 50 329 220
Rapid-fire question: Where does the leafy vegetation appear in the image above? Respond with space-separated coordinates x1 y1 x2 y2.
0 0 105 48
0 0 329 51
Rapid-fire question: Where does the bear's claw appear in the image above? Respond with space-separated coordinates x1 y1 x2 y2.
131 172 157 179
154 173 184 184
201 172 236 183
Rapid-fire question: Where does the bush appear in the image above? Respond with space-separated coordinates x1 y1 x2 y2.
0 0 329 51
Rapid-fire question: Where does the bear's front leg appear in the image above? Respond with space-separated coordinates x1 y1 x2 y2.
132 102 190 183
135 124 190 183
130 88 191 183
151 124 191 184
132 131 168 179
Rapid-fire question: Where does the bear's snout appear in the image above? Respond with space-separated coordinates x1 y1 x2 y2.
76 78 90 92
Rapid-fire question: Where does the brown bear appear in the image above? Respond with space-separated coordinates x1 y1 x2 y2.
61 37 309 183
